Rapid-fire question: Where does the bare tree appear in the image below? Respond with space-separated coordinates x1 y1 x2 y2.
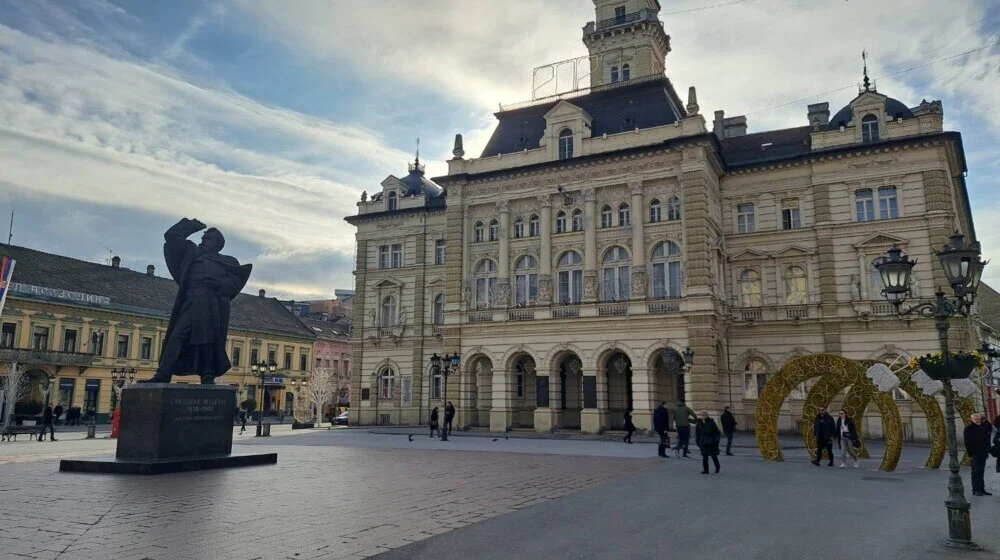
1 361 29 430
307 367 338 426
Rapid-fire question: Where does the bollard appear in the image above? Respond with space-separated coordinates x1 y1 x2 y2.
86 423 96 439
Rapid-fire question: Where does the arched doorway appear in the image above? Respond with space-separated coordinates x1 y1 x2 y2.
652 348 685 411
284 392 294 415
604 352 632 429
464 356 492 428
555 353 583 429
511 354 536 428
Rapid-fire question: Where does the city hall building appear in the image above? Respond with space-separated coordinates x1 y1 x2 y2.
347 0 979 438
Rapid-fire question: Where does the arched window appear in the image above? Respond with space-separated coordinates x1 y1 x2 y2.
743 359 769 399
610 65 619 83
558 128 574 160
649 199 662 223
621 63 630 81
380 296 397 327
602 246 631 302
651 241 682 299
861 114 879 143
432 294 445 325
380 368 395 399
600 205 613 228
513 217 524 239
474 221 485 243
739 269 762 307
488 219 499 241
528 214 540 237
514 256 539 307
783 266 808 305
555 211 567 234
475 259 498 308
557 251 583 304
571 209 583 232
618 203 630 226
667 196 681 221
386 191 397 211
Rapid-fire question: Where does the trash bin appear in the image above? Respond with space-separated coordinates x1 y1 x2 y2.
262 423 271 436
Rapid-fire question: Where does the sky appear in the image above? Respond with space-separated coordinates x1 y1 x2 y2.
0 0 998 300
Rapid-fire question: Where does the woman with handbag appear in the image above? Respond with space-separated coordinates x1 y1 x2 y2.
836 410 860 468
429 407 440 438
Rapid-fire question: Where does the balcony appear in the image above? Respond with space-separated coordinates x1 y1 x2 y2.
0 347 95 367
730 295 821 322
508 309 535 322
647 299 681 314
852 300 897 318
468 312 494 324
597 302 628 317
553 306 581 319
584 9 657 35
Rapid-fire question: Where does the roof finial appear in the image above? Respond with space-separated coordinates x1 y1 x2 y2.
862 49 871 92
415 137 420 167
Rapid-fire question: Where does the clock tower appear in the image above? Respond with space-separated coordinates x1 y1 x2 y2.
582 0 671 87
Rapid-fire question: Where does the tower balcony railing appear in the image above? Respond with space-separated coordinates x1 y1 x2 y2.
728 295 823 322
584 9 657 35
0 347 95 366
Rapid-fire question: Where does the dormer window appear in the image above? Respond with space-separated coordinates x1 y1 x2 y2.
387 191 397 211
558 128 574 160
861 114 879 143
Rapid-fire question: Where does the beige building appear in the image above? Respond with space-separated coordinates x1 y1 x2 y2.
347 0 980 439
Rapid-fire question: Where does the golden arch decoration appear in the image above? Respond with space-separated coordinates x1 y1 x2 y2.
755 354 904 472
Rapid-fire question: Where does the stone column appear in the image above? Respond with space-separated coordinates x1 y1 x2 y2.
496 201 511 308
489 368 512 432
629 181 647 299
630 366 655 432
583 188 598 302
580 367 606 434
533 374 556 433
539 195 553 305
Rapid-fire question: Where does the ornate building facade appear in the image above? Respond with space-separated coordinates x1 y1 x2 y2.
347 0 979 439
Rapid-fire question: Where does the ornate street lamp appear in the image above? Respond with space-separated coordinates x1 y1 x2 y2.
681 347 695 373
874 234 987 549
250 361 277 437
429 352 461 441
110 367 137 410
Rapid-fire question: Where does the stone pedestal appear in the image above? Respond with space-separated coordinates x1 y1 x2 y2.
534 408 557 433
490 408 512 433
581 409 606 434
60 384 276 475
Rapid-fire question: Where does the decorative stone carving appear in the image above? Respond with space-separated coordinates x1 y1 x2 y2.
865 363 900 393
952 378 977 398
583 188 596 203
497 201 510 214
849 275 861 301
538 277 553 304
493 279 511 307
583 270 599 301
462 279 473 304
911 370 943 396
628 181 643 195
631 266 648 298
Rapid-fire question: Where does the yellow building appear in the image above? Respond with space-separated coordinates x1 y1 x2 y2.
0 245 316 422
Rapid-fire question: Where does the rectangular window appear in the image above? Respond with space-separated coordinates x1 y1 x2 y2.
558 270 583 304
229 344 240 367
0 322 15 348
528 218 539 237
855 189 875 222
300 354 308 371
614 5 626 23
250 348 259 366
84 379 100 412
284 352 292 370
91 331 105 356
781 199 801 230
332 360 339 373
33 326 50 350
435 239 446 265
878 187 899 220
432 372 442 400
736 203 756 234
247 385 256 402
62 329 78 353
344 360 350 376
391 244 403 268
116 334 129 358
268 349 276 365
378 245 390 269
141 337 153 361
58 379 75 409
316 357 322 369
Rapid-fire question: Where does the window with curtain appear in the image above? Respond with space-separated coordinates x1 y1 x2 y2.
667 196 681 221
650 241 682 299
610 65 619 83
474 221 485 242
781 198 801 230
529 215 540 237
737 203 756 233
380 296 397 327
489 219 499 241
743 359 769 399
878 187 898 220
600 205 613 228
571 209 584 232
555 211 567 233
602 246 631 302
380 368 395 399
621 63 630 81
513 217 524 238
391 243 402 268
618 203 631 226
557 251 583 304
386 191 397 211
558 128 574 159
739 269 762 307
514 256 539 307
649 199 662 223
378 245 390 269
861 114 879 143
475 259 498 308
783 266 808 305
856 189 874 222
432 294 445 325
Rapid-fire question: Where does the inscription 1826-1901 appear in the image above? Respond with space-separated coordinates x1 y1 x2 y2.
168 397 229 422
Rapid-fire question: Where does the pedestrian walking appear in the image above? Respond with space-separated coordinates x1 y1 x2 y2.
695 411 721 474
239 410 247 433
721 406 737 456
53 404 64 426
653 402 670 458
445 401 456 436
836 410 860 468
429 407 440 438
964 413 992 496
623 408 636 444
812 406 836 466
672 400 696 458
37 405 56 442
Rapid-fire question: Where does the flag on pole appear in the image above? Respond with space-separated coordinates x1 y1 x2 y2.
0 255 14 320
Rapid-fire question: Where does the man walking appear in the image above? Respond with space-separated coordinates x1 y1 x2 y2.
53 404 64 426
37 404 56 442
721 406 737 456
964 413 992 496
444 401 456 436
695 411 722 474
812 407 836 466
653 402 670 458
672 400 697 458
836 410 860 468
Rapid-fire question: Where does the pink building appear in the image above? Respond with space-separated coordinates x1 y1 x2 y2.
303 318 352 410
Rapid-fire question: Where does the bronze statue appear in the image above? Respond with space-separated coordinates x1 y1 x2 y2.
144 218 252 384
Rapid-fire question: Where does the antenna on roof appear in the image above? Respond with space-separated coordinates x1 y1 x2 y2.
415 137 420 167
861 49 872 92
98 243 114 266
6 210 12 245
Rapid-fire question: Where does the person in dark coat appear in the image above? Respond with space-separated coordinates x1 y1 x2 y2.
239 410 247 433
672 400 697 458
37 405 56 442
143 218 251 384
53 404 63 426
444 401 456 436
695 412 721 474
812 407 836 466
964 413 992 496
720 406 737 456
429 407 440 438
653 402 670 458
836 410 861 468
994 415 1000 474
623 408 636 444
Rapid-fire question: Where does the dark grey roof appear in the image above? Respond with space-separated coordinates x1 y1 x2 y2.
828 95 915 130
301 317 351 340
978 283 1000 333
0 245 315 340
400 165 444 197
480 77 685 157
720 126 812 167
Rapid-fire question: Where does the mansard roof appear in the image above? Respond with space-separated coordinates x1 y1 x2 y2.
720 126 812 168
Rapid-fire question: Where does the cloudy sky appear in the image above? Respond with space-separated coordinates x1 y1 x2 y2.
0 0 997 299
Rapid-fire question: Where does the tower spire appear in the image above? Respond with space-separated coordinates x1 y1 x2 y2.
862 49 872 92
415 137 420 166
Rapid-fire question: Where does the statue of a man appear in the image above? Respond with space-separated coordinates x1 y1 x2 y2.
144 218 252 384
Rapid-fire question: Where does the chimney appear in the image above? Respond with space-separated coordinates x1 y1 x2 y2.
713 110 725 138
146 264 155 277
111 256 121 269
258 289 266 298
807 102 830 130
686 86 700 117
452 134 465 159
722 115 747 138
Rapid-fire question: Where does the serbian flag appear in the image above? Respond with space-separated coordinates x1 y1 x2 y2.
0 255 14 320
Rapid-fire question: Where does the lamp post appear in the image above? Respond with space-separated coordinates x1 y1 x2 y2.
874 233 987 549
250 361 277 437
430 352 461 441
663 347 694 402
110 367 137 410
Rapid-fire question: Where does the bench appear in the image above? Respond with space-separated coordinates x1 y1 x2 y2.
1 425 40 442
